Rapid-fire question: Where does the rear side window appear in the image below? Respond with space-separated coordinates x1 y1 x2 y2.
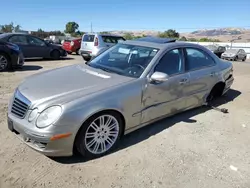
185 48 215 71
8 35 28 44
102 36 125 43
82 35 95 42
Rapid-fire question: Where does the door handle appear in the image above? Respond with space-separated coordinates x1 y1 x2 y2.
179 78 188 85
210 72 216 77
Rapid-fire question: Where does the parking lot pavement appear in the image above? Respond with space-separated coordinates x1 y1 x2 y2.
0 56 250 188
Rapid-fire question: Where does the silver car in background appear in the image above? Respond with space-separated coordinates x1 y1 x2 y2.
79 33 126 61
221 48 247 61
7 37 234 159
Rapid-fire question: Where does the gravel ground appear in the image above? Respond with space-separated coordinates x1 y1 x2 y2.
0 56 250 188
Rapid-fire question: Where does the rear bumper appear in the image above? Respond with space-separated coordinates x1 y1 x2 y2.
60 49 68 57
223 74 234 95
79 50 92 57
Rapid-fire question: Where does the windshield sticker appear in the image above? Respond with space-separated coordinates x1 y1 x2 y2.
118 48 130 54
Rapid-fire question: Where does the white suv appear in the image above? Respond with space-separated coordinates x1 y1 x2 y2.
79 33 125 61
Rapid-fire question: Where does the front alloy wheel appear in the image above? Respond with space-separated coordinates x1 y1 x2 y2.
76 112 122 158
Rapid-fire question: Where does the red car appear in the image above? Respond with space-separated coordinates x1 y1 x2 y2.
62 38 81 55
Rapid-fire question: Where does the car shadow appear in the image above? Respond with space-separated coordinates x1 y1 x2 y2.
52 89 241 164
8 65 43 72
24 57 75 62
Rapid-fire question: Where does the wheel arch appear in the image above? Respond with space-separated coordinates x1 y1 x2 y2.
206 81 226 102
73 108 126 151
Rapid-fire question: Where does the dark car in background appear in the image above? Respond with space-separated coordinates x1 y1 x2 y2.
205 45 226 58
62 38 81 55
0 33 67 60
0 40 24 71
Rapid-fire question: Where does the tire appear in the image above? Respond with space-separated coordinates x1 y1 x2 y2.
0 53 11 72
82 55 91 62
206 82 225 103
75 111 123 159
76 49 80 55
51 50 60 60
242 57 246 62
234 56 238 61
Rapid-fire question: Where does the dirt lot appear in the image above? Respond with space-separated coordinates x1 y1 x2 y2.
1 55 250 188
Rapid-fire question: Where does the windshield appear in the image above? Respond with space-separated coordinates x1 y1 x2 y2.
225 49 238 53
87 43 159 78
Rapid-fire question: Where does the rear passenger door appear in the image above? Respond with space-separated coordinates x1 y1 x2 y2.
184 47 218 108
8 35 29 57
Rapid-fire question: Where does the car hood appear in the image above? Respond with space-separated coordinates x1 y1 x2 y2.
18 63 134 107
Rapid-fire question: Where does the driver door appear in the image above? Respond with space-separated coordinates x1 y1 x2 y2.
141 48 190 123
26 36 50 58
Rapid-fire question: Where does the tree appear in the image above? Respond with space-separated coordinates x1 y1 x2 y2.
37 28 44 33
188 38 198 42
158 29 179 38
65 22 79 34
123 33 134 40
0 22 21 33
99 31 111 34
178 36 187 41
199 38 221 42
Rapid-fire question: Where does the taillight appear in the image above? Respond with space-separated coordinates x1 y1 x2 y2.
94 37 98 46
70 41 74 46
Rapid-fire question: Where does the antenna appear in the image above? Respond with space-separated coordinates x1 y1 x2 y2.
91 22 93 33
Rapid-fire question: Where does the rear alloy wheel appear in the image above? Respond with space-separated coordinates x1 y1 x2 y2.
0 53 10 72
51 50 60 60
76 112 123 158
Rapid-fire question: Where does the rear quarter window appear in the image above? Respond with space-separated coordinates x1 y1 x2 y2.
82 35 95 42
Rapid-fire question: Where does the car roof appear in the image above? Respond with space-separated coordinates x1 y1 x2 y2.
119 37 204 50
84 33 123 37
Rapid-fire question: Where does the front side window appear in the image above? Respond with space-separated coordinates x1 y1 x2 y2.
27 36 46 46
87 44 159 78
185 48 215 71
155 49 184 76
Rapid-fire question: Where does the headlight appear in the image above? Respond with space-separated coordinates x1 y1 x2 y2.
28 108 38 122
36 106 62 128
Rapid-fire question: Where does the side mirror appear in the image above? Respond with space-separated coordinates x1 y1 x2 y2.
149 72 169 83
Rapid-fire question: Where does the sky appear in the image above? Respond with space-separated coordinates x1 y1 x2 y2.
1 0 250 33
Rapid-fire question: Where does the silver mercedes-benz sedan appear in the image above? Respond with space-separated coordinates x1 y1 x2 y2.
7 37 234 159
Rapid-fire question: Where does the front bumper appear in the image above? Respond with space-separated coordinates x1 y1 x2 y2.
7 113 75 157
221 56 235 61
60 49 68 57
